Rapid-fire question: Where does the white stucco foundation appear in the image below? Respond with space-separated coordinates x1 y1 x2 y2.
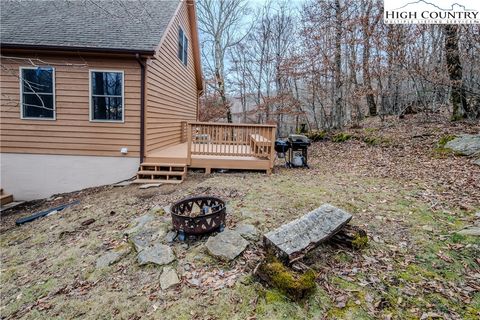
0 153 139 201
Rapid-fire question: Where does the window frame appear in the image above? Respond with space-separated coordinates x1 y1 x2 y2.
19 66 56 121
88 69 125 123
178 26 188 66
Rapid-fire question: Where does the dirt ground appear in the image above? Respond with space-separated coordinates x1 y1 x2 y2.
1 114 479 320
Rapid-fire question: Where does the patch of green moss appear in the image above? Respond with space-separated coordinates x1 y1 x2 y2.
265 289 286 304
332 132 353 143
258 259 316 300
438 135 456 148
352 233 369 249
307 130 327 142
363 136 380 146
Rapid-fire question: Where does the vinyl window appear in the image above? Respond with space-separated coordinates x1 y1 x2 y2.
20 67 55 120
89 70 124 122
178 27 188 66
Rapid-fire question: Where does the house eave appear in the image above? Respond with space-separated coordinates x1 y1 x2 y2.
0 43 155 56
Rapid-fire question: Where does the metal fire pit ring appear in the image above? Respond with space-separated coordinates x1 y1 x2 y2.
171 196 226 240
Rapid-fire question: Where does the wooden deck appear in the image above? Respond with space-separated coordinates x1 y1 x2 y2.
143 122 277 174
145 142 273 173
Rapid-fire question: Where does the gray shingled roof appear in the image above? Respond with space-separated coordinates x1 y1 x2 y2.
0 0 180 53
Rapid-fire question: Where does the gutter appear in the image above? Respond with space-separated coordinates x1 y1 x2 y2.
135 53 146 164
1 43 155 56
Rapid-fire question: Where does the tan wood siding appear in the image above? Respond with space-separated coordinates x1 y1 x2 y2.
0 54 141 157
145 1 198 155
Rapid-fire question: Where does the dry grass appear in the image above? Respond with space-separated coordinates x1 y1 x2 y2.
1 114 479 319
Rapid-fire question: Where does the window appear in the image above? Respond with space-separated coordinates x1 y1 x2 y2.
20 67 55 119
178 27 188 66
90 70 124 122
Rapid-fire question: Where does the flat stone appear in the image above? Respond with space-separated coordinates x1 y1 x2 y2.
457 227 480 236
474 159 480 166
445 134 480 156
264 203 352 260
139 183 162 189
137 243 175 266
96 244 131 268
206 229 249 261
160 266 180 290
131 227 168 252
235 224 260 241
124 214 156 236
165 230 177 243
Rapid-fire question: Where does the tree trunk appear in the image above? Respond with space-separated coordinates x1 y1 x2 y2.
444 25 469 120
333 0 343 128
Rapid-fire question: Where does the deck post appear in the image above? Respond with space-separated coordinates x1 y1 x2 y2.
186 123 192 165
269 126 276 170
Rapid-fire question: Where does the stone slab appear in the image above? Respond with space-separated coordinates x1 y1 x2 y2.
137 243 175 266
160 266 180 290
445 134 480 156
263 203 352 260
206 229 249 261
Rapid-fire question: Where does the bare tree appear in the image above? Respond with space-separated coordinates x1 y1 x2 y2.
197 0 250 123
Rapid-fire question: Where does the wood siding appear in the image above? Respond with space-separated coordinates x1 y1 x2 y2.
0 54 141 157
145 1 198 154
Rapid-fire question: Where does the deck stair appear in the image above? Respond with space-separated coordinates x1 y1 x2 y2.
133 162 187 184
1 188 14 206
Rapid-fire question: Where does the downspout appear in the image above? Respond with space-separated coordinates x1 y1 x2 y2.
136 53 146 163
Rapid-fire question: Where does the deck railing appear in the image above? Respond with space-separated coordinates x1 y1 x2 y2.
186 122 276 165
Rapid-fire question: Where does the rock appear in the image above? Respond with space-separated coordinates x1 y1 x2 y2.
444 134 480 156
422 225 434 232
206 230 249 261
474 159 480 166
96 244 131 268
137 243 175 266
264 203 352 261
131 227 168 252
160 266 180 290
165 231 177 243
187 278 200 287
139 183 162 189
475 212 480 218
235 224 259 241
457 227 480 236
125 214 156 236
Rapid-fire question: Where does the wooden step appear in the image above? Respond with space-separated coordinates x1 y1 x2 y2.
137 170 186 176
134 162 187 184
1 193 14 206
133 179 183 184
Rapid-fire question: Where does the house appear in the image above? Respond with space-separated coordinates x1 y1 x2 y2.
0 0 276 202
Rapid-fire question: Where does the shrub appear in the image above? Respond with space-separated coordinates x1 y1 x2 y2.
306 130 327 142
332 132 353 143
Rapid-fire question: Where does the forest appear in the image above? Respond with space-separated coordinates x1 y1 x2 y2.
197 0 480 135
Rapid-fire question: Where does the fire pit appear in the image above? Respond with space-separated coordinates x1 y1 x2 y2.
171 196 226 240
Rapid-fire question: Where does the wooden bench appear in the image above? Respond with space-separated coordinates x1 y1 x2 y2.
250 134 271 156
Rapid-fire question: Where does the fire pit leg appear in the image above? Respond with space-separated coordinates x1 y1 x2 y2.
178 230 186 241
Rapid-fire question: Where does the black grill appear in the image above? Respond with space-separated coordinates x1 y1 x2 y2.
275 135 311 168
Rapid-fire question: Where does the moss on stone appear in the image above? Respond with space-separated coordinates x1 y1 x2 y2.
352 233 369 249
258 258 316 300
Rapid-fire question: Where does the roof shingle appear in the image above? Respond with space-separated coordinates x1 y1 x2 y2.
0 0 180 53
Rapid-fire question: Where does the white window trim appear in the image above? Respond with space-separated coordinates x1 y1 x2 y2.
89 69 125 123
19 66 56 121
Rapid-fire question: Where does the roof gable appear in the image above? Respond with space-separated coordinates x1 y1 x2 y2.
0 0 180 53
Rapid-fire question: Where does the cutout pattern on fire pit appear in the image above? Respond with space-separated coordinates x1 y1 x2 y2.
171 196 226 239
